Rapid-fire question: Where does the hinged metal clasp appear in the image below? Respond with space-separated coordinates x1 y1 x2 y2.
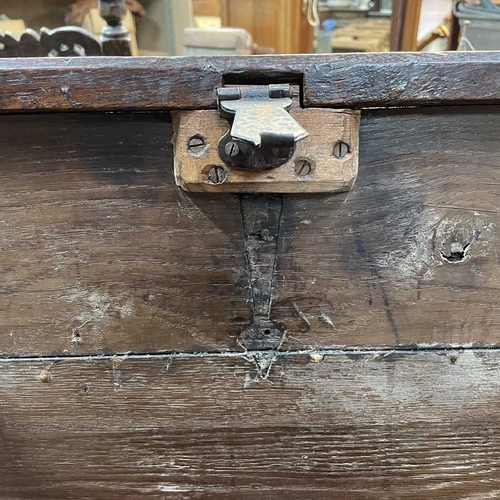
216 84 308 171
173 81 360 193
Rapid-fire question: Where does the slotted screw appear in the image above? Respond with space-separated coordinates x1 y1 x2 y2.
333 141 350 159
207 165 228 185
294 159 312 177
224 141 240 157
188 135 206 155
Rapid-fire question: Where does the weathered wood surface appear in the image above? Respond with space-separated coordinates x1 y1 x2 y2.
1 54 500 499
1 350 499 499
0 112 251 356
0 52 500 111
1 106 500 355
275 106 500 350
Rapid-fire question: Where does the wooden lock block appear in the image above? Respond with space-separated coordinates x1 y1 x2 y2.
173 107 360 193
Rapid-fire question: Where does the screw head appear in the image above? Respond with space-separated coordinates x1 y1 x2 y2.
294 159 312 177
333 141 350 159
188 135 206 155
206 165 228 185
224 141 240 157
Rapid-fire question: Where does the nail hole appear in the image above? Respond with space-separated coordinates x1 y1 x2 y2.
263 329 271 335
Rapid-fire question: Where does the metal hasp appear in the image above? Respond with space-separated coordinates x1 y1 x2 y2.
173 82 360 193
217 84 308 171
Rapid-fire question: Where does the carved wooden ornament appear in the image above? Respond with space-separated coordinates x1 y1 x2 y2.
0 27 101 57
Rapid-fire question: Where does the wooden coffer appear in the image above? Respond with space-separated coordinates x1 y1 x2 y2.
1 53 500 499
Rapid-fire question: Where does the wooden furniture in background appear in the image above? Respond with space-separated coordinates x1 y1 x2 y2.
79 6 139 54
390 0 422 50
331 18 391 52
66 0 146 26
0 0 132 56
192 0 314 53
221 0 314 53
98 0 132 55
0 26 101 56
0 0 184 56
391 0 455 51
0 0 76 31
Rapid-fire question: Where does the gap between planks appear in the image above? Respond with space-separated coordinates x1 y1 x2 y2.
1 346 500 363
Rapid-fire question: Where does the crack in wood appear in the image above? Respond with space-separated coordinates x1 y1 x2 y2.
238 194 285 350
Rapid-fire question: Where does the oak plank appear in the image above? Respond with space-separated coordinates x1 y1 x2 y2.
0 52 499 111
0 112 251 356
1 107 500 355
0 351 499 499
274 106 500 349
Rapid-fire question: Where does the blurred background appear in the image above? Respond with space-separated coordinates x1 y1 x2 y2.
0 0 498 57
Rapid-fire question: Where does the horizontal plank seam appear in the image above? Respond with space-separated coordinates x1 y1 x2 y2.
0 346 498 363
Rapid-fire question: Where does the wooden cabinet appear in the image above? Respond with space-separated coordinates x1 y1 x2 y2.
220 0 314 53
0 0 72 30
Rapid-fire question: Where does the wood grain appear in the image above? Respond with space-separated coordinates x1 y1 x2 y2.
1 55 500 499
1 350 499 499
1 106 500 355
0 112 251 356
0 52 500 111
220 0 313 54
274 105 500 350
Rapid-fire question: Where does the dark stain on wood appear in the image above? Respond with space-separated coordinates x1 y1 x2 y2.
272 105 500 350
353 232 400 345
